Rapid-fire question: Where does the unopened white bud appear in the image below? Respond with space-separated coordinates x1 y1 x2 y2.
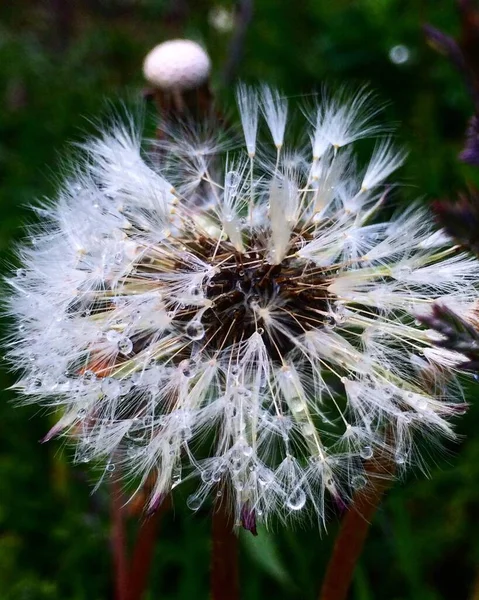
143 39 211 90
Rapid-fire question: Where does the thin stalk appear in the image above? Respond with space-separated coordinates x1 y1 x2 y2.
127 497 170 600
319 459 394 600
110 479 129 600
211 504 239 600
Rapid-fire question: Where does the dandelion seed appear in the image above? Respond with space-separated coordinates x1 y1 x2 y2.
5 87 477 528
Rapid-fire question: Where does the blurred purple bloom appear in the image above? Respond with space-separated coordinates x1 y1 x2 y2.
240 505 258 536
460 115 479 165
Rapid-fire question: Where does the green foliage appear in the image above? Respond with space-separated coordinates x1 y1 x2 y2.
1 1 479 598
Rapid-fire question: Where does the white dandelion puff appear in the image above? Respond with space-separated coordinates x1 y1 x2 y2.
5 87 476 530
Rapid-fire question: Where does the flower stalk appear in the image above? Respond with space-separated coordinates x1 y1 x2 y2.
211 504 240 600
319 458 394 600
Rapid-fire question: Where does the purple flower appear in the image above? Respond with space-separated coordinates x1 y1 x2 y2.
460 115 479 165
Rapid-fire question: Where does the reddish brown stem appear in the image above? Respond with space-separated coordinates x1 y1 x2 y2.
110 480 129 600
127 497 170 600
211 505 239 600
319 464 393 600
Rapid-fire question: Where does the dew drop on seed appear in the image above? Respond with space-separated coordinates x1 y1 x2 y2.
360 446 373 460
83 370 97 382
258 471 273 486
118 336 133 355
201 468 214 483
106 463 115 472
119 380 132 396
290 398 305 413
187 494 202 510
286 487 306 511
302 423 315 437
225 170 240 190
106 329 121 343
351 475 367 489
101 377 121 398
171 465 182 487
189 284 202 298
179 359 193 378
185 320 205 340
16 268 27 278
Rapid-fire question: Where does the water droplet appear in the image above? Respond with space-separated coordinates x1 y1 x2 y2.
392 265 412 281
242 445 253 457
201 468 214 483
257 327 264 335
101 377 121 398
114 251 124 265
286 487 306 511
187 494 202 510
389 44 410 65
16 268 27 278
83 370 97 382
179 359 194 378
290 398 305 413
258 471 274 487
171 465 182 487
118 336 133 355
106 462 115 472
351 475 367 489
189 284 202 298
417 398 428 410
360 446 373 460
106 329 121 343
302 423 315 437
119 380 132 396
216 490 223 497
395 451 408 465
225 170 240 189
325 315 336 329
185 320 205 340
230 365 240 377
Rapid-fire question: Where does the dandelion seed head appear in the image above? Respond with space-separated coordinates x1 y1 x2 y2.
143 40 211 90
6 87 476 528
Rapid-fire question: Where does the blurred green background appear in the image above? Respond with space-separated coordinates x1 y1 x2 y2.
2 1 479 598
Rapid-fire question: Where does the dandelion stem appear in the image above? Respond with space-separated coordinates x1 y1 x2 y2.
127 496 170 600
319 459 394 600
211 504 239 600
110 480 129 600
